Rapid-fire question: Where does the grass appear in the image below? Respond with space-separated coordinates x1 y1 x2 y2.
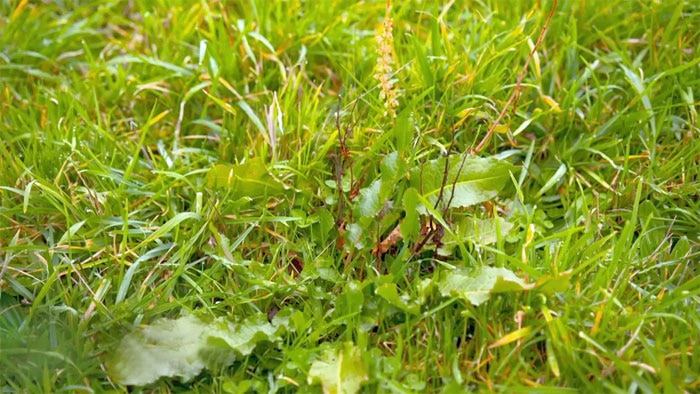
1 0 699 392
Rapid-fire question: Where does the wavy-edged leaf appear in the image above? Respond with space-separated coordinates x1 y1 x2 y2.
106 314 286 386
410 156 517 213
206 314 282 356
439 267 572 306
308 342 368 394
438 266 534 306
106 315 212 386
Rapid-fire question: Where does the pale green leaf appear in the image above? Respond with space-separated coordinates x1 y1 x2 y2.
534 270 573 294
380 151 408 186
207 314 281 356
410 156 517 213
107 314 286 386
400 187 420 241
356 151 408 219
345 223 366 249
334 281 365 318
357 179 383 218
106 315 214 386
207 158 286 199
439 217 514 255
438 266 534 306
308 342 368 394
376 283 421 314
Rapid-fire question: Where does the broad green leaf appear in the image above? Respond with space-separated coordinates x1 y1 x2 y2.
357 179 383 218
534 270 573 294
310 207 335 246
380 151 408 187
356 151 408 219
106 315 215 386
207 314 282 356
410 156 517 213
439 216 514 255
308 342 368 394
376 283 421 314
107 314 286 386
460 216 514 245
438 266 534 306
345 223 366 249
334 281 365 318
207 158 286 199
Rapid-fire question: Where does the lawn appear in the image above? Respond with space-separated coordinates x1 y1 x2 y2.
1 0 699 392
